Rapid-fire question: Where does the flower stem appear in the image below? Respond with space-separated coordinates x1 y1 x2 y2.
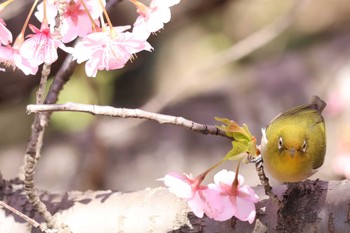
79 0 97 32
0 0 14 11
129 0 148 17
231 159 241 194
195 159 226 184
42 0 48 26
98 0 116 38
14 0 39 48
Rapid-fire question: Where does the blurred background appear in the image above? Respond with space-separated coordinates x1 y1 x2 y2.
0 0 350 192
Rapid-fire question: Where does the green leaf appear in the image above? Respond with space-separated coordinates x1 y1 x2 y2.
215 117 250 140
243 124 253 138
224 139 249 161
215 117 257 160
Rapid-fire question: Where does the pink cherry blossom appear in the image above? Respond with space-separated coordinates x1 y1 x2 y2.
132 17 151 41
159 172 225 219
0 18 12 45
160 170 259 223
208 169 259 223
159 172 208 217
34 0 58 26
0 45 38 75
131 0 180 33
72 26 152 77
20 24 65 67
160 172 194 198
35 0 104 43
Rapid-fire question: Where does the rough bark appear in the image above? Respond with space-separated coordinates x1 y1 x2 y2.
0 178 349 233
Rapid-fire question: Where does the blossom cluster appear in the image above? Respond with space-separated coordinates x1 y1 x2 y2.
0 0 180 77
159 169 259 223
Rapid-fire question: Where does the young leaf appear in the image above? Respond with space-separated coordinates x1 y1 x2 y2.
215 117 257 160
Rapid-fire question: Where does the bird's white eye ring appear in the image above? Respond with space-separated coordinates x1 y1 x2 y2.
278 137 283 150
302 140 307 152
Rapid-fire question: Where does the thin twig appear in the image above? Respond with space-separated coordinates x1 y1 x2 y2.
26 103 231 139
0 201 48 232
22 0 69 231
24 64 56 229
254 156 281 205
54 0 66 37
44 54 77 105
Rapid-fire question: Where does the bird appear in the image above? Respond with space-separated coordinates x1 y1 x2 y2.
260 96 326 182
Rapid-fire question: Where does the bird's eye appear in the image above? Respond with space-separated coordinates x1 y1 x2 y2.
302 140 307 152
278 137 283 150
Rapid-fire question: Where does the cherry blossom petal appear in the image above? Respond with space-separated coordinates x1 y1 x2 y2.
72 26 152 77
158 172 193 199
84 51 104 78
238 185 259 203
60 14 95 43
0 46 38 75
210 169 258 223
187 191 205 218
160 169 258 223
133 0 181 33
235 196 257 224
213 169 244 186
159 171 215 218
201 187 228 220
35 0 105 43
35 1 58 26
0 18 12 45
20 24 62 67
132 17 151 41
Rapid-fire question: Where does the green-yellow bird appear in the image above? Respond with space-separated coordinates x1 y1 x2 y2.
261 96 326 182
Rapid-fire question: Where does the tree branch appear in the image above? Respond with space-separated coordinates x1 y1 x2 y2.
26 102 231 139
1 178 349 232
23 64 56 229
21 1 72 231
